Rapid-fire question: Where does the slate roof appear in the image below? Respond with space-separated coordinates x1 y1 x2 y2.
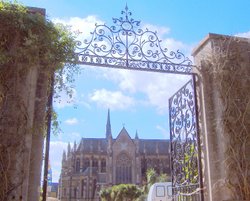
74 111 169 156
77 136 169 155
77 138 108 154
138 139 170 155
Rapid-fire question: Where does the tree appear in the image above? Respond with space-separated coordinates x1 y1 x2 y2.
100 188 112 201
100 184 142 201
145 168 170 193
136 168 171 201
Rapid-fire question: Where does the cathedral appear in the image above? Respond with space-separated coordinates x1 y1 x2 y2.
59 110 170 201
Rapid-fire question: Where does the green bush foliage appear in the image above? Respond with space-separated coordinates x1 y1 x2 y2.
100 184 142 201
0 0 78 68
0 0 80 135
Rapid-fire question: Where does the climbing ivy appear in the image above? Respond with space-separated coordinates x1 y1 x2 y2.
0 0 80 134
0 1 80 199
0 1 78 67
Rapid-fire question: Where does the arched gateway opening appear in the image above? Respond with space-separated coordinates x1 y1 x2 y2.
52 5 204 201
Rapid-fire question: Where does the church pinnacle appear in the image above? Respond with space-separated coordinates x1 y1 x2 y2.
135 130 139 139
106 109 112 138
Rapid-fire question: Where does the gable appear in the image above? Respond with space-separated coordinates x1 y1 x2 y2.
113 127 135 152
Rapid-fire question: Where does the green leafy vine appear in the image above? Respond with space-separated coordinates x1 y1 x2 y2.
0 1 80 199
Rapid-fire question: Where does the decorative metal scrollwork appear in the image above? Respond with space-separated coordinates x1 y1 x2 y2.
76 5 193 74
169 79 200 187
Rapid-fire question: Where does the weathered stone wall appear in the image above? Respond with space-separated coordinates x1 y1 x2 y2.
0 63 38 201
192 33 250 201
0 7 49 201
0 58 50 201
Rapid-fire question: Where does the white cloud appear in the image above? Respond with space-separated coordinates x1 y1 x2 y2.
142 23 170 37
49 141 68 182
91 21 194 114
49 139 81 182
89 89 135 110
53 87 91 110
52 17 194 113
140 23 193 63
64 118 79 125
52 16 105 50
52 16 193 61
53 16 103 38
235 30 250 38
163 38 194 58
98 68 191 114
79 93 92 109
156 125 169 139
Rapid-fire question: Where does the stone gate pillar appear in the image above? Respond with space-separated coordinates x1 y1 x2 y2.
192 33 250 201
0 7 50 201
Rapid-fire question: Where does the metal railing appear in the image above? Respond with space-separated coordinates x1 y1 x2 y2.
171 184 201 201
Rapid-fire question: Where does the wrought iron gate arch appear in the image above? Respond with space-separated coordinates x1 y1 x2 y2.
74 5 203 201
76 5 193 75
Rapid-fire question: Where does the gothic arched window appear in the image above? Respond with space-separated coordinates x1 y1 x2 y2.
141 157 147 176
76 158 80 172
116 152 132 184
92 159 98 168
101 159 106 173
83 158 90 172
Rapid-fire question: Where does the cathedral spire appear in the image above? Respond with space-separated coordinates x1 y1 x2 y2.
135 130 139 139
74 141 77 151
106 109 112 138
67 142 71 157
62 150 66 161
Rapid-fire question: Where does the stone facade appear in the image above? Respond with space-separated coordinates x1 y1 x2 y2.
58 110 170 201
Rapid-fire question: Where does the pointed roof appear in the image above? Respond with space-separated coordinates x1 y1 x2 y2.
135 130 139 139
115 127 134 143
106 109 112 138
111 126 134 150
73 141 77 151
67 142 71 156
62 150 66 161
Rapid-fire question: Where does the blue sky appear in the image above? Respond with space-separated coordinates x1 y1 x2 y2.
19 0 250 182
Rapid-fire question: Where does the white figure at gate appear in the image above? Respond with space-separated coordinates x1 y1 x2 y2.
147 182 172 201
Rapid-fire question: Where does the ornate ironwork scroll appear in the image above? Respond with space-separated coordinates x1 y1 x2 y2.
76 5 193 74
169 78 202 200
